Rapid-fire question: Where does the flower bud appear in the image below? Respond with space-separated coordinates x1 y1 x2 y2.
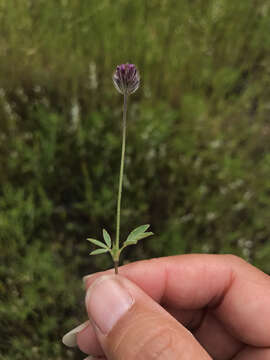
112 63 140 95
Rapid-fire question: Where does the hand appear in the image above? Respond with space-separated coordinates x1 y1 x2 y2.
63 254 270 359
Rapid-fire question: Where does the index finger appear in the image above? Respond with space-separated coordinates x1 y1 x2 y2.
84 254 270 347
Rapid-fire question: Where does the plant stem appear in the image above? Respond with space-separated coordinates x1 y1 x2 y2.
115 93 128 273
114 260 119 274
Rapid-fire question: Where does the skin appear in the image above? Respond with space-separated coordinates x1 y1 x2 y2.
76 254 270 359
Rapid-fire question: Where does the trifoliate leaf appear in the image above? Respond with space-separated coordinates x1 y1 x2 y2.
87 238 107 249
103 229 112 248
126 224 150 243
90 248 109 255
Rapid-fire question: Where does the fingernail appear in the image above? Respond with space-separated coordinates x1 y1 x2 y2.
86 275 133 334
62 321 89 347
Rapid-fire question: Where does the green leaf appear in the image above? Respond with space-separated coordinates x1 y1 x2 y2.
124 231 154 246
87 238 107 249
126 224 150 243
103 229 112 248
89 248 109 255
123 240 137 246
134 231 154 241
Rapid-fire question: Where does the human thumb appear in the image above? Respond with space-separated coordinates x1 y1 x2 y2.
85 274 211 360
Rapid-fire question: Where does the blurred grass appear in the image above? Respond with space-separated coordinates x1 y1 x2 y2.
1 0 270 358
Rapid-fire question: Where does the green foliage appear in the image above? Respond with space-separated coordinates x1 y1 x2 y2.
102 229 112 248
124 225 153 246
87 224 153 263
89 248 109 255
1 0 270 359
0 186 82 359
87 238 108 249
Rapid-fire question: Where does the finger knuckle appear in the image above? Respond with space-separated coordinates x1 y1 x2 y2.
134 327 178 359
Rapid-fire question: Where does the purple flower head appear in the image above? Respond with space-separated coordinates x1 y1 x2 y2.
113 63 140 95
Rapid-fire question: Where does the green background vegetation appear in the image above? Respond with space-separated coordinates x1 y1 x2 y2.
1 0 270 358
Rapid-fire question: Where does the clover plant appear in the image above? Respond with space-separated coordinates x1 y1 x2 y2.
87 64 153 274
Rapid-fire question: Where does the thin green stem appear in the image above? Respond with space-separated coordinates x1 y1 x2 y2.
115 93 128 273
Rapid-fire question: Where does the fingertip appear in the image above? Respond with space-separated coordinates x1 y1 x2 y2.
76 320 103 356
83 274 94 284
